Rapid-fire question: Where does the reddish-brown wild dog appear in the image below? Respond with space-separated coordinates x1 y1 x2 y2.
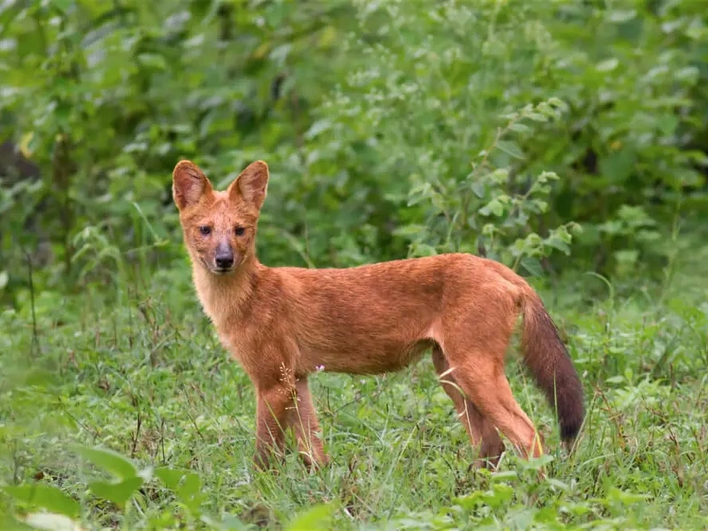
173 159 584 469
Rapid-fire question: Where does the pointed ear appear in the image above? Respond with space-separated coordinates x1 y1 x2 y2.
228 160 269 210
173 160 212 210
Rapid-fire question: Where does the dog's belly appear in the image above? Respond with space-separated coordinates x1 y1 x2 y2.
299 338 436 375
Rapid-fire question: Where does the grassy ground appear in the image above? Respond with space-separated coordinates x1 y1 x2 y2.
1 241 708 529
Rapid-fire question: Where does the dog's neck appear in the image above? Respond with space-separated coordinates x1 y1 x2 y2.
191 255 262 327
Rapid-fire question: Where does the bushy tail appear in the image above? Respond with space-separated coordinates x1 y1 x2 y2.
521 290 584 442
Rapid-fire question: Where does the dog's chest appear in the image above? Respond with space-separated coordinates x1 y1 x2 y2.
193 281 244 356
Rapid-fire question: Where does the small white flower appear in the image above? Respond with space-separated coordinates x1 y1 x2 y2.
316 365 325 372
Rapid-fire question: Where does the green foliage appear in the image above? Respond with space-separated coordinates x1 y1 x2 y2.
285 503 335 531
1 0 707 305
3 484 80 518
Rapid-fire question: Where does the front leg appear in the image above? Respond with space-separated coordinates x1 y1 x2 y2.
288 377 329 468
254 380 295 470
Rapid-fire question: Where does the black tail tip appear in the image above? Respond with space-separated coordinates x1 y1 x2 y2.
559 419 583 442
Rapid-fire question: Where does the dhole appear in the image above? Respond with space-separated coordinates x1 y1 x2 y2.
173 159 584 469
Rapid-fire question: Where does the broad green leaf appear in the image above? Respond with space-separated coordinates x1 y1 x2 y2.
537 170 559 182
547 97 569 111
286 503 335 531
89 477 143 507
520 257 544 277
482 483 514 508
71 445 137 480
526 112 548 122
453 491 484 510
155 467 188 491
508 122 531 133
3 485 80 518
470 180 485 198
596 58 619 72
177 472 201 499
22 513 83 531
156 468 203 511
496 140 524 160
533 507 560 524
176 472 204 511
479 198 504 217
545 237 571 255
599 149 635 184
489 168 510 183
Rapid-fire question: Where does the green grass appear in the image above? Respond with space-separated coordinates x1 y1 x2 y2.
2 249 708 529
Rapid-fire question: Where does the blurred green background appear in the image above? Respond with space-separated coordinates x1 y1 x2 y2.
2 0 706 307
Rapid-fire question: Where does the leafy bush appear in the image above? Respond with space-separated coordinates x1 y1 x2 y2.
2 1 708 308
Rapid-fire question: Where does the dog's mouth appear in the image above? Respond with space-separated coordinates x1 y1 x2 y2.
198 251 247 276
199 257 237 275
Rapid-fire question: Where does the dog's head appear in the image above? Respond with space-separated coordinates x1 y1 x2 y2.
172 160 269 275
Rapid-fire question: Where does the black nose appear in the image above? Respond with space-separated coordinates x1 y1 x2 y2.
215 253 234 269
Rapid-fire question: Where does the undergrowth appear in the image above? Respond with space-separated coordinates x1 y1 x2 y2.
1 241 707 529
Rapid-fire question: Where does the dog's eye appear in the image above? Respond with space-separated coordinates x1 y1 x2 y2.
199 226 212 236
234 226 245 236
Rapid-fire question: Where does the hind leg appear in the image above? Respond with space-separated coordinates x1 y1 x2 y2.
444 350 544 459
432 347 505 467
